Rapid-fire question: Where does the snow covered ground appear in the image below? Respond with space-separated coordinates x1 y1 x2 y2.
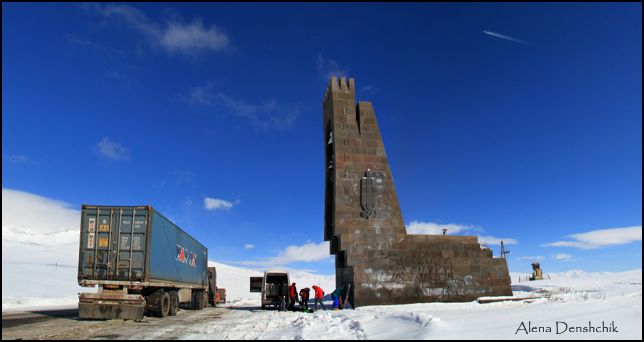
2 188 642 338
2 189 96 311
5 259 639 339
167 268 643 340
2 263 92 310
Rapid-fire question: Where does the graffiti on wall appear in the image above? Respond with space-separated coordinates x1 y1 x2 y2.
386 255 468 298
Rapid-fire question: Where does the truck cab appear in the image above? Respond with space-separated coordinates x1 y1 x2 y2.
250 270 289 310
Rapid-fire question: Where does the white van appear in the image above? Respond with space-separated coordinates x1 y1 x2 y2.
250 270 290 309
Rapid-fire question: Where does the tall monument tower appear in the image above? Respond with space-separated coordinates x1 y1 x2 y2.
323 77 512 307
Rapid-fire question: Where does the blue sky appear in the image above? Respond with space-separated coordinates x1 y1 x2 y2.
3 3 642 275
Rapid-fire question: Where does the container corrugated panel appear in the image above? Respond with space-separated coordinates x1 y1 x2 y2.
78 205 207 287
147 210 207 286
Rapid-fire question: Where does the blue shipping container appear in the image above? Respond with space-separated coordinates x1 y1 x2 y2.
78 205 207 287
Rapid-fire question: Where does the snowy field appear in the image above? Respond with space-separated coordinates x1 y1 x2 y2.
158 268 643 340
3 259 642 339
2 188 642 339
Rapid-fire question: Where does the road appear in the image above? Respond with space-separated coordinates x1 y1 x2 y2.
2 306 229 340
2 308 78 329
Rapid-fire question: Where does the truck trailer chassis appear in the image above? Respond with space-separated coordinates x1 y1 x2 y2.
78 280 208 320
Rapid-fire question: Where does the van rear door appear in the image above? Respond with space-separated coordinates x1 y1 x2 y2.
250 277 263 292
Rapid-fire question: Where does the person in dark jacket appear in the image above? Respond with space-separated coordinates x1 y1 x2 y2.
288 282 298 311
277 282 287 312
299 287 310 310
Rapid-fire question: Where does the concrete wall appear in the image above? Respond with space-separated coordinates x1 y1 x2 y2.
322 77 512 307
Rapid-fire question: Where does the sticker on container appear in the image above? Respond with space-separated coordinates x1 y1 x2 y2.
99 224 109 232
177 245 186 263
120 236 130 250
99 237 109 248
88 218 96 232
132 236 142 250
133 220 145 230
87 232 95 248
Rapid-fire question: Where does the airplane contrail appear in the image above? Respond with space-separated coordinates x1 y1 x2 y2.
483 30 533 45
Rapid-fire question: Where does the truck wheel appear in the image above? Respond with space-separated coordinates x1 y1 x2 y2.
192 290 205 310
169 291 179 316
159 290 171 317
145 289 161 316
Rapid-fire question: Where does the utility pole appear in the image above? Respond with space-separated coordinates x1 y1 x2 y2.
500 240 511 283
500 240 510 259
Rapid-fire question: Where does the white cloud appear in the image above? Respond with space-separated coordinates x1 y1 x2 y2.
66 33 126 58
406 221 479 235
406 220 517 246
2 188 80 266
244 244 255 250
95 4 229 56
543 226 642 249
188 82 298 130
9 155 28 163
153 179 167 188
174 170 195 184
105 70 127 80
231 241 331 268
274 242 330 263
553 253 573 262
204 197 233 211
161 20 229 54
95 137 130 160
483 30 533 46
478 236 518 246
6 155 39 165
517 255 545 262
317 54 349 80
182 196 193 209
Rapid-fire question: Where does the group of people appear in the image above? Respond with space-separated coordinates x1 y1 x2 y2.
276 282 349 312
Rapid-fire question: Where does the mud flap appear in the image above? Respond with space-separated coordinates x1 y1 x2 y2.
78 292 145 320
79 302 145 320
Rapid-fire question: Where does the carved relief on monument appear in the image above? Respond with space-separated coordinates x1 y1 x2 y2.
360 169 376 219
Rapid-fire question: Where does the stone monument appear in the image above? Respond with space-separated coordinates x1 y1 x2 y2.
323 77 512 307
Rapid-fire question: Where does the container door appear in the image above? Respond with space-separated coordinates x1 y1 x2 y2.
115 208 148 280
250 277 263 292
79 206 148 281
79 207 115 280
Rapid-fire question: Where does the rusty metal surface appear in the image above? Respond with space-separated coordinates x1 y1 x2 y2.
79 279 208 289
78 302 145 320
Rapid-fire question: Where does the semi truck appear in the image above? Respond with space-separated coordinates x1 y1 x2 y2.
207 267 226 305
207 266 226 306
250 270 290 309
77 205 212 320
